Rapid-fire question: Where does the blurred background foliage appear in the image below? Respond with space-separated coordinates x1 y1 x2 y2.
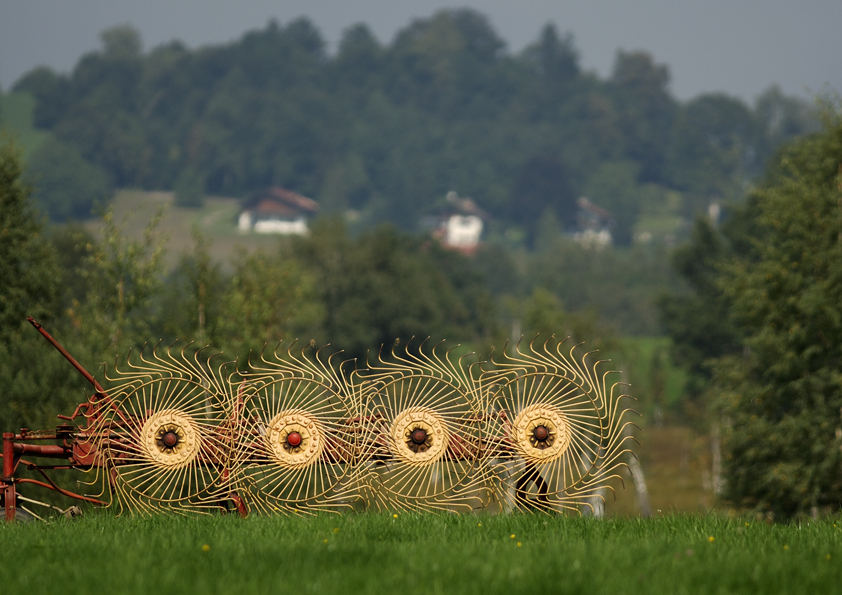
0 8 839 518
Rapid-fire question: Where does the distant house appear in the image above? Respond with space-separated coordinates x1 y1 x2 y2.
430 191 487 254
573 196 613 249
238 187 319 235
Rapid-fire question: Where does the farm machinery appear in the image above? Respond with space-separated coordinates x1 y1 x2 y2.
2 318 637 521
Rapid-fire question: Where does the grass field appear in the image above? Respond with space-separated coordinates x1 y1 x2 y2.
86 190 283 270
2 512 840 594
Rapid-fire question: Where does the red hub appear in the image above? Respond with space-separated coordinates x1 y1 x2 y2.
286 431 302 448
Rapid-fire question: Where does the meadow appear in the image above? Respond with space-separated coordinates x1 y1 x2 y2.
2 512 840 594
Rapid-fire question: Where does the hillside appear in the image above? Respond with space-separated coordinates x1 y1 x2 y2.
89 190 281 268
6 9 817 242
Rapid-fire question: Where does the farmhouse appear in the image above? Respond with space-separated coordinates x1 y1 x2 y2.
238 186 319 235
573 196 613 249
430 191 487 254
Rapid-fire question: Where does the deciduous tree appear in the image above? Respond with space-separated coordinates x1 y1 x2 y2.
715 107 842 517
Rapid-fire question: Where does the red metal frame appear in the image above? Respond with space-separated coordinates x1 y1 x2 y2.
3 432 16 521
0 320 114 520
0 319 274 521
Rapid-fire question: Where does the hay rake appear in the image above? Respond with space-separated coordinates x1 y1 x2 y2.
1 319 637 521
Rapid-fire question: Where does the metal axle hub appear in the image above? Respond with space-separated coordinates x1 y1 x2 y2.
532 425 550 442
161 431 179 449
410 428 428 445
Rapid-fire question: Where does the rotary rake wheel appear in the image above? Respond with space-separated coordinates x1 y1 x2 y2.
483 339 636 514
83 345 236 515
358 343 488 513
231 347 364 515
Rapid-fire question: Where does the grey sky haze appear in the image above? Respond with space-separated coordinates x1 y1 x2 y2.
1 0 839 103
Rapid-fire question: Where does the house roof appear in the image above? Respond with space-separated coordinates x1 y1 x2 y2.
246 186 319 216
443 191 489 219
577 196 612 220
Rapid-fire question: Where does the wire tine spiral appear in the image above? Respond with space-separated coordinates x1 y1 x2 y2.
231 344 365 515
356 341 490 513
481 337 636 514
83 344 236 515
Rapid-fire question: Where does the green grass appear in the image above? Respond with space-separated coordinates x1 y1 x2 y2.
2 513 841 594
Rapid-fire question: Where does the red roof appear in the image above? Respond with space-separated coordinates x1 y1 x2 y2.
251 187 319 215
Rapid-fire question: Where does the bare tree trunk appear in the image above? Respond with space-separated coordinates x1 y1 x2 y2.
711 421 723 497
627 453 652 517
585 488 607 518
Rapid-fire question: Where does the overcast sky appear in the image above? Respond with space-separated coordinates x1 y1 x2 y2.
1 0 840 103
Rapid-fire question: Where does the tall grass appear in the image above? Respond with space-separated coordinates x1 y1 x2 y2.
2 512 840 594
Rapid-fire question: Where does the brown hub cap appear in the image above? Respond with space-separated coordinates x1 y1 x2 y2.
161 430 180 449
286 431 303 448
532 425 549 442
410 428 428 445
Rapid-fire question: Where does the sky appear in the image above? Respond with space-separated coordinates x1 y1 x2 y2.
1 0 840 103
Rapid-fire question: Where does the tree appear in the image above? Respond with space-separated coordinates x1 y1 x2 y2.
333 23 383 92
666 93 759 198
387 8 507 117
659 217 744 402
100 24 143 59
11 66 70 128
754 85 818 154
0 143 68 430
290 219 492 358
156 228 225 343
24 137 111 220
215 249 325 360
0 143 58 329
610 50 677 183
510 153 578 241
173 168 205 207
582 160 643 246
520 23 579 95
67 209 165 359
714 107 842 517
529 235 673 336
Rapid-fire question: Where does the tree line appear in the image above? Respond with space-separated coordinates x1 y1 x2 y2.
11 8 816 246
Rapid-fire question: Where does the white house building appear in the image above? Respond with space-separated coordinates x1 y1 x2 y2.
238 187 319 235
432 191 487 254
